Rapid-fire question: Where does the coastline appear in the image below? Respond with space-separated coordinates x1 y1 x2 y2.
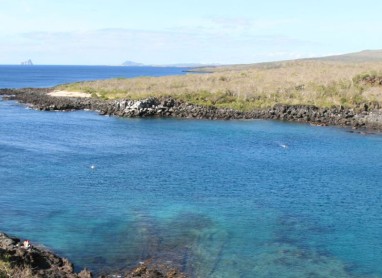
1 88 382 133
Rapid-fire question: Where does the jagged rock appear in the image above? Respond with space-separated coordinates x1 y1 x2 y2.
0 232 187 278
0 232 92 277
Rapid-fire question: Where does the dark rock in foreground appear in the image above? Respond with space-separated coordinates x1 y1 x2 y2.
1 88 382 132
124 260 187 278
0 232 92 278
0 233 186 278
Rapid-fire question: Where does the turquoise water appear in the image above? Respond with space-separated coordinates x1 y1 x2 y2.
1 99 382 277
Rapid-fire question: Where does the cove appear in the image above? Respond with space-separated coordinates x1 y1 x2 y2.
1 99 382 277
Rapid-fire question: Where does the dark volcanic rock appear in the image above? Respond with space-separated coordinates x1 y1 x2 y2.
0 88 106 112
1 88 382 132
124 260 187 278
0 232 92 277
0 233 187 278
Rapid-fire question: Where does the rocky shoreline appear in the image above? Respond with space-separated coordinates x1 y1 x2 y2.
0 232 186 278
0 232 91 278
1 88 382 132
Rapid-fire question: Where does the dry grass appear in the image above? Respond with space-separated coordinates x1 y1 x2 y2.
0 260 11 278
0 259 36 278
58 60 382 110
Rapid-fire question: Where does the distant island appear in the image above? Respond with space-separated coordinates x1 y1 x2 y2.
121 60 144 67
20 59 33 66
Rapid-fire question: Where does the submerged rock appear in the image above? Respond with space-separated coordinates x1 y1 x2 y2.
124 260 187 278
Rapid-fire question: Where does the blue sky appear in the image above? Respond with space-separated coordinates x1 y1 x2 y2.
1 0 381 65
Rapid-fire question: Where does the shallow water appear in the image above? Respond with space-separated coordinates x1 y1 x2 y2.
1 99 382 277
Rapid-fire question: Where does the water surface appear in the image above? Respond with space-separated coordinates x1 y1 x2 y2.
1 99 381 277
0 65 189 88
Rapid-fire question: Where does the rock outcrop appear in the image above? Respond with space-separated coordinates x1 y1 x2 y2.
0 232 92 278
1 88 382 132
0 232 187 278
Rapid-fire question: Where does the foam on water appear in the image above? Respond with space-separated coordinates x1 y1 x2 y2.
1 100 382 277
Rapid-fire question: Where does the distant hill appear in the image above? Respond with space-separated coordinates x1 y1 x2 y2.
122 50 382 70
192 49 382 73
121 60 144 67
310 50 382 63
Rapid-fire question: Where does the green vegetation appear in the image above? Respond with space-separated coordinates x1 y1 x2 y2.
57 60 382 110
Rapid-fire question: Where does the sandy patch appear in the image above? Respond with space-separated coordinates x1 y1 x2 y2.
48 90 91 98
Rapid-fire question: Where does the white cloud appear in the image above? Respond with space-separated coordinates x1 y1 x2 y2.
169 16 299 38
209 17 297 30
20 0 33 12
0 27 321 65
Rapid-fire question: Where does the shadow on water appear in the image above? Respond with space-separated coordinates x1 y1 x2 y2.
118 211 221 277
274 213 336 252
3 205 374 277
63 209 369 278
69 210 227 277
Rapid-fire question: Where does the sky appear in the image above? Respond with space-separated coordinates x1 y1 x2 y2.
1 0 382 65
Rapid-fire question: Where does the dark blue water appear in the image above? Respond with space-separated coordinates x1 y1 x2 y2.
1 67 382 277
0 65 189 88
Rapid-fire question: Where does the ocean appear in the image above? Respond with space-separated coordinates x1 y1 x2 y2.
0 65 190 89
1 66 382 277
